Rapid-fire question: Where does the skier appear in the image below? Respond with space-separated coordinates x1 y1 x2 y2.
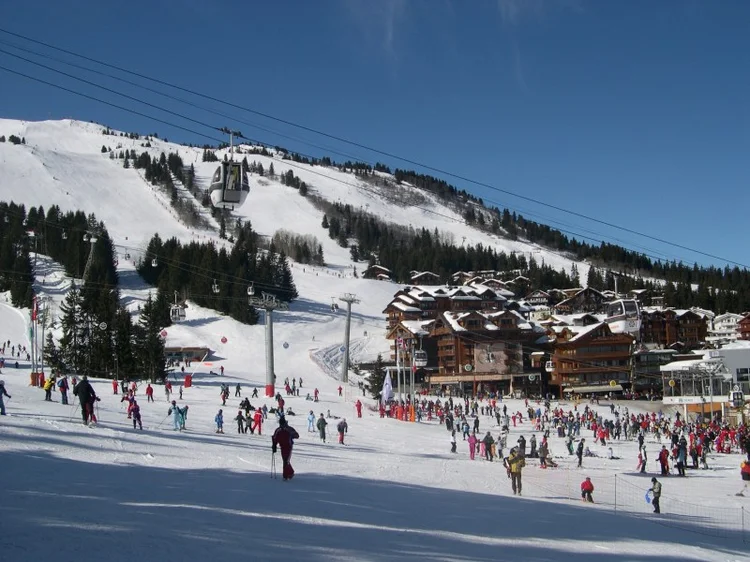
337 418 348 444
576 439 585 468
307 410 315 432
235 383 241 397
168 400 182 431
314 388 319 402
112 379 118 395
220 365 224 376
132 401 143 430
57 375 69 405
0 379 11 415
253 408 263 435
355 399 363 418
517 435 527 457
338 385 343 397
649 477 662 514
581 477 594 503
235 410 246 434
506 447 525 495
43 375 55 401
252 387 259 398
215 409 224 433
658 445 670 475
483 431 495 461
468 431 478 460
317 413 327 443
145 384 154 403
272 417 300 481
73 375 98 425
450 429 457 453
637 447 647 473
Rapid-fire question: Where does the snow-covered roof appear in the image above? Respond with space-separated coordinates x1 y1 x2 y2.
391 301 420 313
399 320 434 337
568 322 606 342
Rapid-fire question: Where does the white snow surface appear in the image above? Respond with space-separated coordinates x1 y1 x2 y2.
0 119 748 560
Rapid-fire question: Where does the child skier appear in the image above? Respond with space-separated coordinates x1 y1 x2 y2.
337 418 348 445
132 401 143 430
307 410 315 432
581 477 594 502
235 410 246 434
215 409 224 433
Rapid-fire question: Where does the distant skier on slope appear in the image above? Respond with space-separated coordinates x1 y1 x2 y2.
0 379 11 415
272 417 300 481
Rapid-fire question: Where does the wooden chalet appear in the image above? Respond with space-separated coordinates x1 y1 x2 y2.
640 308 708 350
739 315 750 341
548 322 635 397
409 271 441 285
363 264 392 281
554 287 606 314
525 289 552 306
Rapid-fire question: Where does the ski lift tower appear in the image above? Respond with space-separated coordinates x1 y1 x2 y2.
249 291 288 397
339 293 361 385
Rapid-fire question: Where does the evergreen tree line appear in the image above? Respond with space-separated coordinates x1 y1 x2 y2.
0 202 35 308
271 229 325 266
320 204 578 289
0 201 167 381
138 222 298 326
0 135 26 145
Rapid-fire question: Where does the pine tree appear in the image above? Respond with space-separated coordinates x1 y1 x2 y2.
59 285 87 374
43 332 63 373
268 163 275 177
367 354 386 399
321 214 329 229
137 292 167 383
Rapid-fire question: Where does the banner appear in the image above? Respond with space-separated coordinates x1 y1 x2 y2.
382 371 394 403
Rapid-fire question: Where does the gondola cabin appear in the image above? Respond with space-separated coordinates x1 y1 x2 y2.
414 349 428 367
605 299 641 336
209 161 250 209
729 389 745 408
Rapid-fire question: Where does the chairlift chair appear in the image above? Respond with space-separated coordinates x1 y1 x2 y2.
247 283 255 296
61 231 68 240
212 280 220 294
151 259 158 267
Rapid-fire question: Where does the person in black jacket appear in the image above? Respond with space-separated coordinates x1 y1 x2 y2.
73 375 98 425
576 438 585 468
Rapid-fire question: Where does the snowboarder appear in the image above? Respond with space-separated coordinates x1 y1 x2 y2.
132 401 143 430
317 413 327 443
215 409 224 433
0 379 10 415
145 384 154 403
337 418 348 444
649 477 662 513
581 477 594 502
272 417 300 481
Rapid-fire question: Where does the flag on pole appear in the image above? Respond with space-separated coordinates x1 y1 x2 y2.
382 371 394 403
31 296 38 321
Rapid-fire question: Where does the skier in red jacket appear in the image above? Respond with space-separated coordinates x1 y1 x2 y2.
355 400 363 418
272 417 300 480
581 477 594 502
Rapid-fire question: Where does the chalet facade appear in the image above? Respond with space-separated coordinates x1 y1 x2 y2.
409 271 441 285
739 315 750 341
707 312 743 345
640 308 708 350
363 264 392 281
548 323 635 396
383 284 508 330
554 287 606 314
525 290 552 306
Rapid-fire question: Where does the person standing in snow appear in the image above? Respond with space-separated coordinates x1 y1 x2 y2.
57 375 69 405
235 383 241 397
272 417 300 481
338 385 343 397
145 384 154 403
252 408 263 435
307 410 315 432
649 477 662 514
215 409 224 433
132 401 143 430
483 432 495 461
43 375 56 401
0 379 11 415
467 431 478 460
581 477 594 502
576 438 585 468
506 447 525 496
337 418 348 445
73 375 97 425
317 413 327 443
235 410 246 434
450 429 457 453
355 399 363 418
168 400 181 431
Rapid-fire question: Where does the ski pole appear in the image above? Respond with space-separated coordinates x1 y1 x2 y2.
68 398 79 421
156 413 170 429
271 453 276 479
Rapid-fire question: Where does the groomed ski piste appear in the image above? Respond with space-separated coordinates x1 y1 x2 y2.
1 119 749 560
2 293 750 562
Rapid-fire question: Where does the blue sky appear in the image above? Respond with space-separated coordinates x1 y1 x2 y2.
0 0 748 270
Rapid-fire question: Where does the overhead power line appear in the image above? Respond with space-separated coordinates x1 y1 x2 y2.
0 26 739 268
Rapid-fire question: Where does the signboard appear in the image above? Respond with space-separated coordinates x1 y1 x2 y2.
528 374 536 382
662 396 727 405
464 364 473 372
